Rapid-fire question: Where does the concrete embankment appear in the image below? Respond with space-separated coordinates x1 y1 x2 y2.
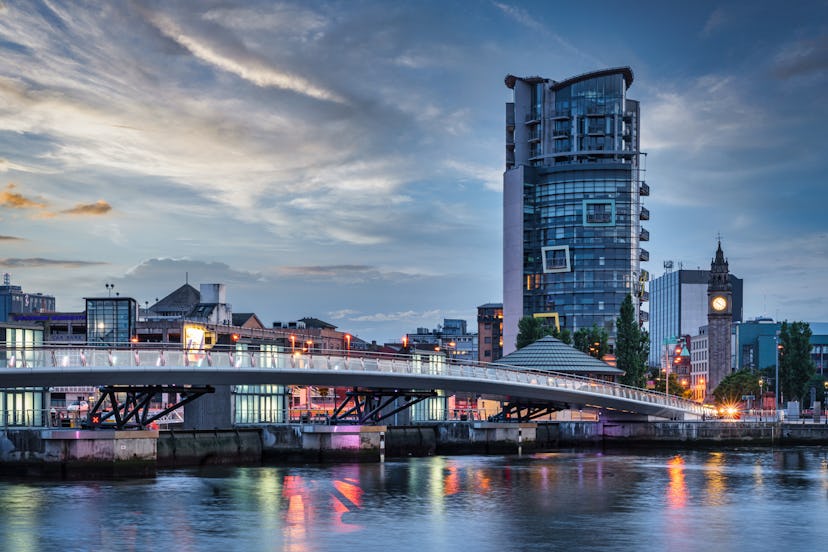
4 421 828 476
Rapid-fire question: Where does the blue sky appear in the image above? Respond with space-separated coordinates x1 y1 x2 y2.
0 0 826 343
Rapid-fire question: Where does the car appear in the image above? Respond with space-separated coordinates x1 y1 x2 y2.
66 400 89 413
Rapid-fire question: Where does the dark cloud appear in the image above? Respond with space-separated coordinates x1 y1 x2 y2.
774 35 828 79
0 235 23 240
61 199 112 216
0 258 106 268
0 183 46 209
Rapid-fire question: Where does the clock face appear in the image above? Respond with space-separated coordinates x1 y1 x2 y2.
712 296 727 312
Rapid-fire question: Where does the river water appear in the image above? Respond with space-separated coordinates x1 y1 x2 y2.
1 447 827 551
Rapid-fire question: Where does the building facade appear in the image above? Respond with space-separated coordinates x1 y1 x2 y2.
477 303 503 362
503 68 647 354
0 273 56 322
648 267 743 368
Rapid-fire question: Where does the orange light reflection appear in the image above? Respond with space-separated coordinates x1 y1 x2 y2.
667 455 688 508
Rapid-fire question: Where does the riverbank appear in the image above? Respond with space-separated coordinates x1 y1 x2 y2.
3 420 828 476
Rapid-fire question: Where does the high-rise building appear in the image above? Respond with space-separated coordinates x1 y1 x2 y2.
648 266 743 368
503 68 647 354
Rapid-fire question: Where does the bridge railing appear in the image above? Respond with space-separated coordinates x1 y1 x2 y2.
0 345 709 415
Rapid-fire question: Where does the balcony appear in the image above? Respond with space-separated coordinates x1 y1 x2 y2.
639 310 649 323
639 206 650 220
639 290 650 302
506 104 515 130
639 181 649 196
639 227 650 241
639 248 650 262
525 111 541 125
528 128 542 143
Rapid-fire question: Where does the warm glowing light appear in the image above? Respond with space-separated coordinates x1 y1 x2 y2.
667 455 687 508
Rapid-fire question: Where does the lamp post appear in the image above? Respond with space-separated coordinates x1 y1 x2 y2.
775 337 782 413
758 378 764 420
344 334 351 356
289 334 296 353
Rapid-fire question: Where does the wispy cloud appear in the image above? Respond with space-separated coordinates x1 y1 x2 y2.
61 199 112 216
0 183 46 209
0 257 106 268
492 2 544 32
146 13 346 104
701 7 726 37
350 309 442 323
773 34 828 80
0 235 23 241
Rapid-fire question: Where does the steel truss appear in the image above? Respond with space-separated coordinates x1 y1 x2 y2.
85 385 215 430
488 401 564 422
329 388 437 424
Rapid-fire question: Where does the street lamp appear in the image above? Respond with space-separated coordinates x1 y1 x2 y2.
344 334 351 355
289 334 296 353
775 338 782 413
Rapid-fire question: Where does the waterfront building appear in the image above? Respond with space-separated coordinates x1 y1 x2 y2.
477 303 503 362
404 318 478 362
735 319 828 377
0 323 47 426
648 265 743 368
85 296 137 345
0 273 55 322
503 67 647 355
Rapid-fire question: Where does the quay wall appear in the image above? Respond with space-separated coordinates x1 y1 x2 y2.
4 421 828 475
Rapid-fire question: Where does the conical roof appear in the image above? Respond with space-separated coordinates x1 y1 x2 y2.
149 283 200 315
497 336 624 376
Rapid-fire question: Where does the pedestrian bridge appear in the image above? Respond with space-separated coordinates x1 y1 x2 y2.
1 346 710 420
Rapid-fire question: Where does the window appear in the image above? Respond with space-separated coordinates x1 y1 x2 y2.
583 199 615 226
542 246 571 273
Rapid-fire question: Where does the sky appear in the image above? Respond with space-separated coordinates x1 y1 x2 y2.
0 0 826 344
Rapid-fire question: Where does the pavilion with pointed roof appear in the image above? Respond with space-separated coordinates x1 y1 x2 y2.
496 336 624 380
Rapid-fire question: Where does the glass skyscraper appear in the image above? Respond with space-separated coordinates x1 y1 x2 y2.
503 68 647 354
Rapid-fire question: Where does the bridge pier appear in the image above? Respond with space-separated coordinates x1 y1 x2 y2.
0 429 157 477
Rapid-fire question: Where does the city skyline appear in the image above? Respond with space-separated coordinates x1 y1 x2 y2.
1 1 826 343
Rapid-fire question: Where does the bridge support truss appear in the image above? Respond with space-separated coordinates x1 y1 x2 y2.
488 401 564 423
86 385 215 430
329 388 437 425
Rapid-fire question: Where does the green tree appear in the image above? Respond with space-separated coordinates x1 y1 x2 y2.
616 294 648 388
778 321 815 405
651 370 692 398
516 316 550 350
550 326 573 345
713 370 762 404
573 324 609 358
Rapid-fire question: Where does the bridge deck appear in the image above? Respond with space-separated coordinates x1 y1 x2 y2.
1 347 711 419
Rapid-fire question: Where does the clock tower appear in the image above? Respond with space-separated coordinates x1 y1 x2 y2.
707 240 733 399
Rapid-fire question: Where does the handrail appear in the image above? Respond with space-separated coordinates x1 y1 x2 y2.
0 345 711 416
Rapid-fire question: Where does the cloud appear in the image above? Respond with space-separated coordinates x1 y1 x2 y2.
0 257 106 268
492 2 544 32
350 309 442 323
0 183 46 209
0 235 22 240
701 7 726 37
146 12 346 104
773 34 828 80
61 199 112 216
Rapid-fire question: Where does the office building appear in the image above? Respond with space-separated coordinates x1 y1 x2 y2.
503 67 647 354
648 265 743 368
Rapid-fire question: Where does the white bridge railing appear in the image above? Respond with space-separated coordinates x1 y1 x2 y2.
1 346 711 416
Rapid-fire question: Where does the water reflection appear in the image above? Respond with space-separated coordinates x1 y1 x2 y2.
0 448 827 551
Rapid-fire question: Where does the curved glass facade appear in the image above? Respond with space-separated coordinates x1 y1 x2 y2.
503 68 646 352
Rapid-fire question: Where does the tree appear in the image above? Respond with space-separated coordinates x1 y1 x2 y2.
516 316 550 350
713 370 761 405
573 324 609 358
651 370 693 398
551 326 573 345
778 321 815 405
616 294 648 388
